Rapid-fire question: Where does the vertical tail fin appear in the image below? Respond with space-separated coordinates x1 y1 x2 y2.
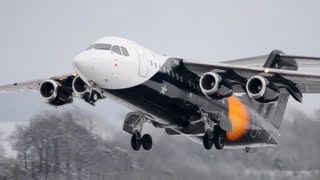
265 89 290 129
242 88 290 129
244 88 290 130
262 50 295 128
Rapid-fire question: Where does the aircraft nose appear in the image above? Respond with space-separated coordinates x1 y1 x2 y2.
73 52 89 74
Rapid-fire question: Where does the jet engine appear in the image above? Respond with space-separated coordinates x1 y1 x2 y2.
246 75 279 103
39 80 73 106
199 71 233 100
72 76 90 97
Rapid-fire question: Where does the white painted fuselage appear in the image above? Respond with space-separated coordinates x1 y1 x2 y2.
73 36 168 90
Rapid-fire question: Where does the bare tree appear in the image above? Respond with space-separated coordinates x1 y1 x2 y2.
0 131 4 158
0 131 13 180
9 109 132 180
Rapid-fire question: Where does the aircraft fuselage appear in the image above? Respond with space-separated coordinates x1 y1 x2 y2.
73 37 281 149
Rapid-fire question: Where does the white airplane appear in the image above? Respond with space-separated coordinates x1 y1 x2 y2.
1 36 320 151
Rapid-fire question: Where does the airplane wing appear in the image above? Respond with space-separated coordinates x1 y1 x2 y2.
184 61 320 92
0 74 75 93
182 50 320 102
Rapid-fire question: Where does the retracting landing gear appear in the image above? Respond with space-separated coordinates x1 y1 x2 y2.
84 91 99 105
141 134 153 150
203 130 214 150
130 132 142 151
213 130 225 150
83 82 101 106
123 112 153 151
130 131 153 151
201 111 226 150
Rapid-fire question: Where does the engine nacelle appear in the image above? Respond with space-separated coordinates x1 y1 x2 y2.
246 76 279 103
39 80 73 106
72 76 90 97
199 71 233 100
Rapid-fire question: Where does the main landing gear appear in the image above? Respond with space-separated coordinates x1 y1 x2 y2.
131 132 153 151
124 111 226 151
123 112 154 151
203 130 225 150
201 111 226 150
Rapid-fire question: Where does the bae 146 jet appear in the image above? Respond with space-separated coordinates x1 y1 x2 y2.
1 36 320 151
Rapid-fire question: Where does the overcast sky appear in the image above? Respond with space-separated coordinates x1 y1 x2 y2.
0 0 320 142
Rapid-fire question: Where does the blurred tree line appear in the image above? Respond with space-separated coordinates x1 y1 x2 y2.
1 109 320 180
0 111 133 180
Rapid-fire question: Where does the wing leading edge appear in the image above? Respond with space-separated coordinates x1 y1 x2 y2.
0 74 75 93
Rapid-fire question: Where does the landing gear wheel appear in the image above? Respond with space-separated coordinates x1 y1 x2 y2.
203 132 214 150
90 92 99 103
131 134 141 151
142 134 153 151
214 133 225 150
84 92 90 102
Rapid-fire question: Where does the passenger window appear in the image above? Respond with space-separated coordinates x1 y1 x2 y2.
150 61 153 66
111 45 122 55
175 73 179 81
95 44 112 50
86 44 96 50
120 46 130 56
180 76 183 83
171 71 175 78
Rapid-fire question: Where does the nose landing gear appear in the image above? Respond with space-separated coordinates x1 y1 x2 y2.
84 91 100 106
83 82 102 106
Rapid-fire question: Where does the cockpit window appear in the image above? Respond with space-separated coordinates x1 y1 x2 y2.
86 44 96 50
95 44 112 50
111 45 122 55
120 46 129 56
87 44 128 57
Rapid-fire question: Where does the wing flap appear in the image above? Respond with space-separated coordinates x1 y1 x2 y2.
220 50 320 69
220 55 269 67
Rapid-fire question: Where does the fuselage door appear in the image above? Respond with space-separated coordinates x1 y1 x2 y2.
135 46 149 77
